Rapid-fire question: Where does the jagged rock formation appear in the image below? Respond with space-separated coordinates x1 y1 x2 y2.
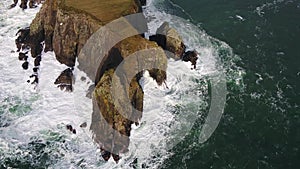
94 35 167 86
93 69 143 161
28 0 143 67
14 0 169 163
91 35 167 161
149 22 186 60
12 0 199 164
11 0 201 164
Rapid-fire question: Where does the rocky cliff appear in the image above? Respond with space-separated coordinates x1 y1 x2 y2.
15 0 167 162
14 0 198 163
91 35 167 161
28 0 143 66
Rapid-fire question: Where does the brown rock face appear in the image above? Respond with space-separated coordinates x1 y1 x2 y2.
149 22 186 60
23 0 142 67
93 69 144 161
96 35 167 85
52 9 100 66
28 0 56 58
14 0 169 162
92 35 167 161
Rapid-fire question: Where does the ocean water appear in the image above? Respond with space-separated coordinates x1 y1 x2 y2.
163 0 300 169
0 0 297 169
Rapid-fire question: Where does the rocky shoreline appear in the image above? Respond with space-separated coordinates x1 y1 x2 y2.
11 0 198 162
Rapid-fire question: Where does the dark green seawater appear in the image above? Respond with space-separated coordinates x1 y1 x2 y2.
161 0 300 168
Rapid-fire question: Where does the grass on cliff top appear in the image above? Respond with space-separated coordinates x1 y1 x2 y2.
64 0 138 23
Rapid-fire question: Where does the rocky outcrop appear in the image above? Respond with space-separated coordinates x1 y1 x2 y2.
15 0 144 88
91 35 167 161
14 0 168 163
20 0 142 67
149 22 200 68
92 69 144 162
96 35 167 85
149 22 186 60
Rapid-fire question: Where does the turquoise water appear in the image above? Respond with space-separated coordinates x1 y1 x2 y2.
162 0 300 168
